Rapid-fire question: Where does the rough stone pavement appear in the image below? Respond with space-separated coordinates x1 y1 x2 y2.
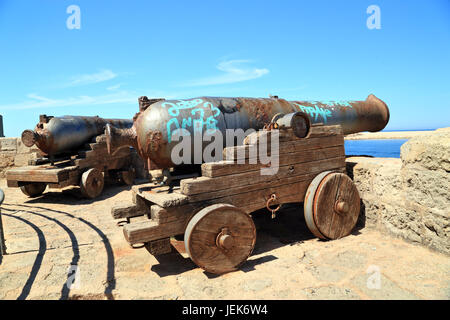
0 181 448 300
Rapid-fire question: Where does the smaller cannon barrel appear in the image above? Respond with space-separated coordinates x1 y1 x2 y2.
22 115 133 156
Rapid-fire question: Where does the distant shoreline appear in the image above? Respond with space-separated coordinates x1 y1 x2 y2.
344 131 433 140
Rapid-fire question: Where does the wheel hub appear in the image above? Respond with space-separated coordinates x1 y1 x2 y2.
216 228 234 250
335 200 349 215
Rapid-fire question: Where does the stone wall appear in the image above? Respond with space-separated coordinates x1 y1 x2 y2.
0 137 40 178
347 128 449 255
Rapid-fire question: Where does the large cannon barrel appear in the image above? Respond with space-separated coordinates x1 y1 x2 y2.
291 94 389 134
22 115 134 156
106 94 389 169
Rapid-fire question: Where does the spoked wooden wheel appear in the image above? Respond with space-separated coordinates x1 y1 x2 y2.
80 168 104 199
304 171 360 240
20 183 46 197
184 204 256 275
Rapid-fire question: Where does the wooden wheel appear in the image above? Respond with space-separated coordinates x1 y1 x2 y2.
120 167 135 185
184 204 256 275
304 171 360 240
20 183 46 197
80 168 104 199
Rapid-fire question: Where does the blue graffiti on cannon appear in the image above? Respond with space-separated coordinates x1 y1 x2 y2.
310 100 354 108
162 99 221 142
294 103 333 124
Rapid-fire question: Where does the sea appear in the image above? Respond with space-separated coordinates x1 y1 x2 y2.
344 130 434 158
344 139 408 158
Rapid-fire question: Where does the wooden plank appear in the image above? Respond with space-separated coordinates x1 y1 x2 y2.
306 125 343 138
123 204 203 244
181 156 346 195
134 185 189 208
224 134 344 161
82 146 129 160
218 167 347 214
201 167 345 212
6 180 19 187
123 217 194 244
189 165 344 203
132 189 150 210
213 180 309 210
202 145 344 178
74 153 130 170
5 165 78 183
111 202 149 219
111 191 151 219
150 204 200 224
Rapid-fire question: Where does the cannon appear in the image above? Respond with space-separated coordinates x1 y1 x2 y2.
6 115 136 199
21 115 133 157
106 94 389 169
110 94 389 275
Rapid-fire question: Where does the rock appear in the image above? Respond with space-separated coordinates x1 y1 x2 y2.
401 128 450 171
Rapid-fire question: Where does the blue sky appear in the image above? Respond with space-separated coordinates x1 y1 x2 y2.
0 0 449 136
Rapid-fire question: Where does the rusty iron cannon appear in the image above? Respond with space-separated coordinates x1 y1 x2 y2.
21 114 133 157
6 115 136 199
105 95 389 170
110 94 390 275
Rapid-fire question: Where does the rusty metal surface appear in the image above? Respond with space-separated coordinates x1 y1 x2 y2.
23 115 133 156
106 94 389 169
291 94 389 134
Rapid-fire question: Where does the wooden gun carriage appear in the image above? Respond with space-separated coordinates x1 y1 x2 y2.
111 124 361 275
6 138 135 199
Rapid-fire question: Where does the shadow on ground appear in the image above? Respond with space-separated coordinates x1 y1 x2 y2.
147 202 342 278
24 183 131 206
1 202 115 300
